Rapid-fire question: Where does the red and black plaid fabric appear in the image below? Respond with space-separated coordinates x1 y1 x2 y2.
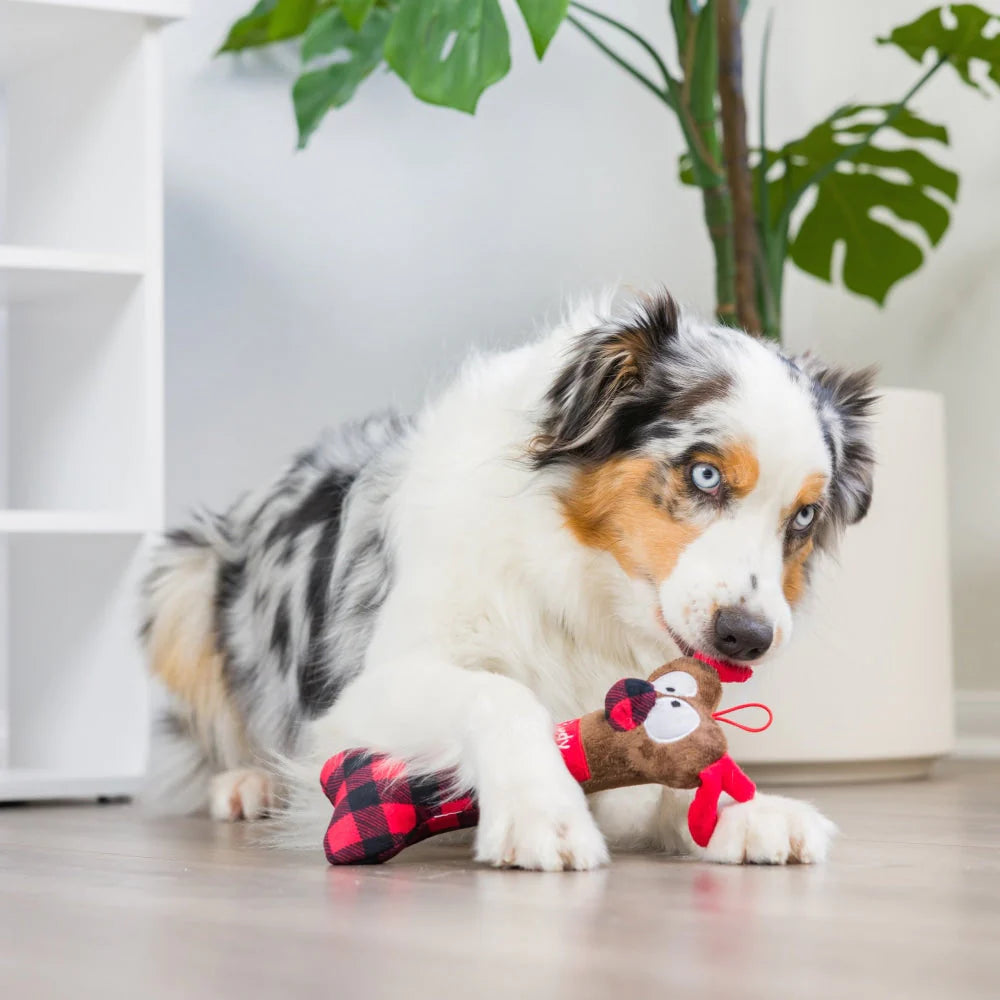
604 677 657 732
320 749 480 865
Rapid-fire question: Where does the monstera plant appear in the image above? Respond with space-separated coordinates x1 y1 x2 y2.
220 1 1000 340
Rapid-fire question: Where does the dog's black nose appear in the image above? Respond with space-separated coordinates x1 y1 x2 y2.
713 607 773 661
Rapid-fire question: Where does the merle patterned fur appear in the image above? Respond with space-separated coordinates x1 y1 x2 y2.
145 413 410 760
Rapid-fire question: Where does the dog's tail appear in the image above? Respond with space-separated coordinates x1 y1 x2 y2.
139 515 248 813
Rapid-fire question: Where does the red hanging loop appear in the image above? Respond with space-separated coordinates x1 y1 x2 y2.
711 702 774 733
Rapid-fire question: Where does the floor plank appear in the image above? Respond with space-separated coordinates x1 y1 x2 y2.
2 760 999 999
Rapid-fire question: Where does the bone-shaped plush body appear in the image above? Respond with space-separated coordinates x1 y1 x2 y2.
321 657 757 865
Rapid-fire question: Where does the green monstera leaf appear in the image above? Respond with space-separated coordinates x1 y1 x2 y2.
679 104 961 306
517 0 569 58
773 105 959 305
293 7 392 147
220 0 321 52
219 0 278 51
340 0 376 31
384 0 512 113
878 4 1000 93
271 0 322 38
223 0 568 140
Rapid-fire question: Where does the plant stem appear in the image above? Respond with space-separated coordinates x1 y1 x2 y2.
566 15 671 105
683 1 736 326
715 0 761 334
701 183 737 324
569 0 735 325
755 11 779 341
567 4 719 181
569 2 679 103
679 7 725 177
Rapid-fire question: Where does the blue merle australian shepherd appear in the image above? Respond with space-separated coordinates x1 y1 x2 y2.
141 290 874 868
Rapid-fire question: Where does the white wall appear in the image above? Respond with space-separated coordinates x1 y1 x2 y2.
164 0 1000 690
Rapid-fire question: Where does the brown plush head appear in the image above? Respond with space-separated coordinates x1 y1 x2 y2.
578 657 728 794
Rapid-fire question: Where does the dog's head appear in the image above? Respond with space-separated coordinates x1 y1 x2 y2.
531 292 876 679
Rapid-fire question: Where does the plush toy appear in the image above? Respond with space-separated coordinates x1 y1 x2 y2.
320 657 771 866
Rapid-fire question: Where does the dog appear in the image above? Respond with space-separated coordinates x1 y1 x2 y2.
141 290 875 869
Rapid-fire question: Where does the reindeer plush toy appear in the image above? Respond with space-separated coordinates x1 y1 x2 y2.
320 657 771 865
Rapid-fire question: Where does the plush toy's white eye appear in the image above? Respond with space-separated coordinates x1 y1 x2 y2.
792 505 816 531
643 698 701 744
691 462 721 493
652 671 698 698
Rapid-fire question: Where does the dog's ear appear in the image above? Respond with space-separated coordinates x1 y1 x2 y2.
529 292 680 467
799 358 878 529
605 678 658 732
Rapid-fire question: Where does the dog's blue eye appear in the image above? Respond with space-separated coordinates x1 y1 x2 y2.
792 505 816 530
691 462 721 493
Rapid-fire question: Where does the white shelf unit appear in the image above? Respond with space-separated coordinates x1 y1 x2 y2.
0 0 184 801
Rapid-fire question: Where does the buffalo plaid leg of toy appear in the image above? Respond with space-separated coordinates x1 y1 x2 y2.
321 750 480 865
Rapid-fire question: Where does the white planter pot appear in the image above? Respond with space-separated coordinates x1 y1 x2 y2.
725 388 954 783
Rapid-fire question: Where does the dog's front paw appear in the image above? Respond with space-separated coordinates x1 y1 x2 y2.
475 772 609 872
700 793 837 865
209 768 275 822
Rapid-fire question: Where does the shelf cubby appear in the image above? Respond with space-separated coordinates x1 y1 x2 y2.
0 533 150 795
0 0 182 800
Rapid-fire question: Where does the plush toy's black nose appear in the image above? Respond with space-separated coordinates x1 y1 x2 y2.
713 607 773 661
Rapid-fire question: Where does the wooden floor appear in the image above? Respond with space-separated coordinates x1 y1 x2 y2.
2 761 999 1000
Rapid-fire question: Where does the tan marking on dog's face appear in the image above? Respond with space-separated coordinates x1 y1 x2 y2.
561 457 702 583
780 472 826 605
783 538 815 605
713 440 760 499
782 472 827 522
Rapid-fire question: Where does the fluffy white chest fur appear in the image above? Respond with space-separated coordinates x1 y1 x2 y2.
370 323 673 716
